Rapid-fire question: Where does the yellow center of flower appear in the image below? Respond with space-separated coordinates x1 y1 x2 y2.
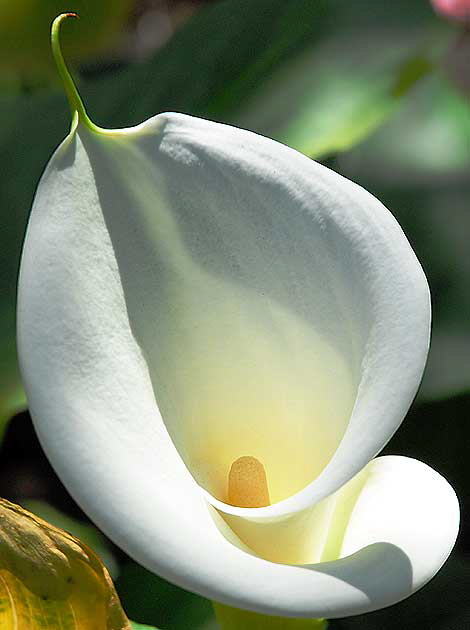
227 456 270 507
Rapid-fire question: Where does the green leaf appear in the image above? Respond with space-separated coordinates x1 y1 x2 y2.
131 623 162 630
234 37 433 159
336 83 470 400
78 0 439 132
341 72 470 177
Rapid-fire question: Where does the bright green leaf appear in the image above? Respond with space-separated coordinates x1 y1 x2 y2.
344 72 470 176
234 36 434 159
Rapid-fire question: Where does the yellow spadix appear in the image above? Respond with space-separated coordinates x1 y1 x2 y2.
228 456 270 508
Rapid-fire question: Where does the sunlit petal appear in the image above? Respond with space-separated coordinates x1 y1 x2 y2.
18 112 440 616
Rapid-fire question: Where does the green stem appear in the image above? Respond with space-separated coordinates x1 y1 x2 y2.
50 13 102 133
213 603 328 630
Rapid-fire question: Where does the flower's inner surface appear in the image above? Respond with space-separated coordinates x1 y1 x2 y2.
91 136 358 508
214 466 369 565
227 456 270 508
151 277 356 506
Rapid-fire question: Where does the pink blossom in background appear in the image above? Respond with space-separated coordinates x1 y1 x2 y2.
432 0 470 20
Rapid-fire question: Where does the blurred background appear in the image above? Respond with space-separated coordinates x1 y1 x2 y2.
0 0 469 628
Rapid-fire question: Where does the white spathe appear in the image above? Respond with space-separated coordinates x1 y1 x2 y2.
17 112 459 618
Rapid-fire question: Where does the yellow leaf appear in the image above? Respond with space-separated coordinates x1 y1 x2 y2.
0 498 131 630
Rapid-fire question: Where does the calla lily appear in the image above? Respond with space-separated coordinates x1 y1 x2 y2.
17 14 459 622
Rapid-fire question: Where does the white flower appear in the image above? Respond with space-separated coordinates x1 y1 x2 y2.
17 14 459 620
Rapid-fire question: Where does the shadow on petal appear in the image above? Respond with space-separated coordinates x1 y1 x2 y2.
310 542 413 613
